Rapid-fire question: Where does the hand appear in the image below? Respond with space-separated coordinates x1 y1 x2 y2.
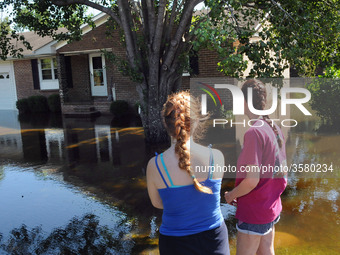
224 191 237 206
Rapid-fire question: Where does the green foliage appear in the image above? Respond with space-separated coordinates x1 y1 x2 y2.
27 95 49 113
321 65 340 78
0 16 32 60
199 0 340 78
307 66 340 126
0 214 134 254
220 105 234 120
47 94 61 113
110 100 130 118
16 98 30 113
103 50 143 83
2 1 339 80
0 0 93 51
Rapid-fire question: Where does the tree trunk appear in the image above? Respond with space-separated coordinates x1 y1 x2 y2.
138 70 181 144
144 103 169 144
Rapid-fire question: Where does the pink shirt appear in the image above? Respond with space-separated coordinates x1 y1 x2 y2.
235 119 287 224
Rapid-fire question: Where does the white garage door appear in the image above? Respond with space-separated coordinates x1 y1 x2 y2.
0 62 17 110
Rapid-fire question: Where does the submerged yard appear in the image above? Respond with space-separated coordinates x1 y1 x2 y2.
0 109 339 254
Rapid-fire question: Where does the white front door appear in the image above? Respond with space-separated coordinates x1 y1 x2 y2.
89 53 108 96
0 62 17 110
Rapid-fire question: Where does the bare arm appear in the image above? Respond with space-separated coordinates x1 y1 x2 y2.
146 158 163 209
224 165 260 204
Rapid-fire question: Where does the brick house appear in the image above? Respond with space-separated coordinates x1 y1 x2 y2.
0 30 63 110
0 12 289 113
55 12 234 115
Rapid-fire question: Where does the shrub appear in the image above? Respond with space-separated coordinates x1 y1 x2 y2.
16 98 30 113
306 66 340 126
110 100 130 118
27 95 49 113
47 94 61 113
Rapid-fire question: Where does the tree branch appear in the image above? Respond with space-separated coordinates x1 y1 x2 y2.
226 4 241 34
140 0 150 41
146 0 156 43
184 15 207 42
116 0 138 69
152 0 167 52
164 0 178 45
51 0 121 26
163 0 203 70
269 0 295 22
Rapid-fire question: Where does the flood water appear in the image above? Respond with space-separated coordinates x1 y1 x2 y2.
0 108 339 254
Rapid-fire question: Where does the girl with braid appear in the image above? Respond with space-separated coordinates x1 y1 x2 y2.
147 91 230 255
225 79 287 255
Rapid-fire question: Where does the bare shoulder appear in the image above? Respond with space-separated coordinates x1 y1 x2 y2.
212 148 224 161
146 156 157 176
212 148 225 179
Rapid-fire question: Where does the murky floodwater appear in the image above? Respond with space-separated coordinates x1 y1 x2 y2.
0 108 339 254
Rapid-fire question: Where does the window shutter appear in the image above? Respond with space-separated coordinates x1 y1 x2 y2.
31 59 40 90
65 56 73 88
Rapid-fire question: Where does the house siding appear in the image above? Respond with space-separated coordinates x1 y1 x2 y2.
13 60 58 100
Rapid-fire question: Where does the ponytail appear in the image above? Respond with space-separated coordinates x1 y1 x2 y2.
262 115 283 148
241 79 283 148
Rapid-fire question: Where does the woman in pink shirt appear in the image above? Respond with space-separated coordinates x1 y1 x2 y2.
225 79 287 255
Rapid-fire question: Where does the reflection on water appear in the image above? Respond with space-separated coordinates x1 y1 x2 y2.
1 214 135 254
0 110 339 254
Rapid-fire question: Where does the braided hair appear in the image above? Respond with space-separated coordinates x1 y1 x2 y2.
241 79 283 148
162 91 212 194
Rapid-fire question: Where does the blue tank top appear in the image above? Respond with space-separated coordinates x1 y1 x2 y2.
155 147 224 236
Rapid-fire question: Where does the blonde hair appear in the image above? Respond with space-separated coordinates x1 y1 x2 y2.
162 91 212 194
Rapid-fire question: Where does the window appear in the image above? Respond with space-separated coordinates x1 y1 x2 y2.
40 58 58 80
0 73 9 79
37 57 59 90
182 50 199 76
92 56 104 86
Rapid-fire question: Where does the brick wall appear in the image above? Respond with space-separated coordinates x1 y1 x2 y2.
14 60 59 100
197 49 224 78
105 58 140 105
58 23 117 52
57 22 228 109
58 23 140 106
67 55 92 102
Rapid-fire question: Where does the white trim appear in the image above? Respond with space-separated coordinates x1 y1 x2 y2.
8 54 56 60
60 48 112 55
89 53 108 96
10 60 18 110
38 57 59 90
0 60 18 110
95 125 113 163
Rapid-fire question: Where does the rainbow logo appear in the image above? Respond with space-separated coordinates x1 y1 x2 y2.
198 82 223 106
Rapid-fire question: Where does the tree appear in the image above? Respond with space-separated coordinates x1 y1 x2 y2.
0 16 31 60
307 66 340 128
0 0 339 143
